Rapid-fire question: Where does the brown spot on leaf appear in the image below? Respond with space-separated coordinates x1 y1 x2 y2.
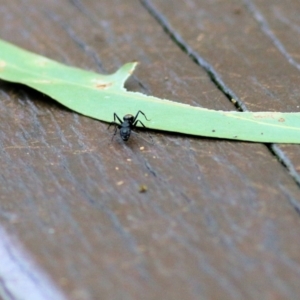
96 82 112 89
278 118 285 122
0 61 6 69
253 113 276 119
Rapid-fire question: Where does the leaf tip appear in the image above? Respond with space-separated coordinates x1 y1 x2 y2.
121 61 139 76
112 61 139 88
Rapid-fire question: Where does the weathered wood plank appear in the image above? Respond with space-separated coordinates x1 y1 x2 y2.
147 0 300 184
242 0 300 201
0 0 300 299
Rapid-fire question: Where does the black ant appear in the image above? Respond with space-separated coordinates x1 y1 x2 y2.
108 110 150 141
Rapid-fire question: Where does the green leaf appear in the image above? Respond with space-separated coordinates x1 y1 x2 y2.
0 39 300 143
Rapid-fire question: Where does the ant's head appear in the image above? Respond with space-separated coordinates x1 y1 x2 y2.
123 114 134 123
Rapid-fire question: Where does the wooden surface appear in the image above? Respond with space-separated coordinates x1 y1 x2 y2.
0 0 300 299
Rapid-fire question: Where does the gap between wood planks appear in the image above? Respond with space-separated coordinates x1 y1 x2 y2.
140 0 300 193
242 0 300 72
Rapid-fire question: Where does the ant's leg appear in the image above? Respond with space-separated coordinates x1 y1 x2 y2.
108 113 122 141
133 110 150 123
133 119 146 129
108 121 119 130
111 125 118 141
108 122 121 141
108 112 121 130
113 113 123 123
133 120 153 143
